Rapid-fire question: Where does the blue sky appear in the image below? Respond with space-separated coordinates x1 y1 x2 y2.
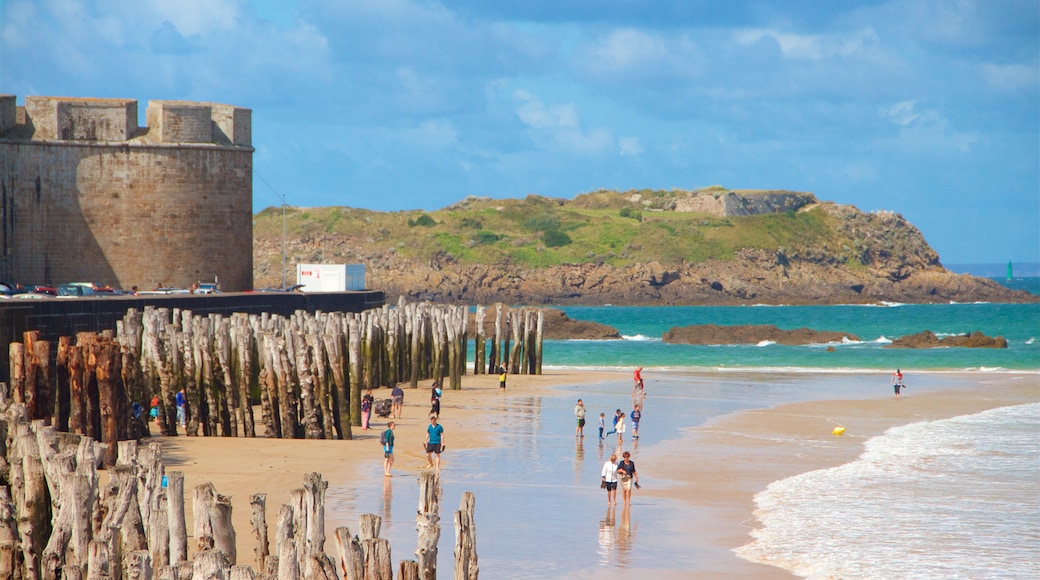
1 0 1037 264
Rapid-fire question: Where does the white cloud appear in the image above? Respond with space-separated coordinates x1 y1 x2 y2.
880 101 921 126
734 27 880 61
513 90 578 129
618 136 643 156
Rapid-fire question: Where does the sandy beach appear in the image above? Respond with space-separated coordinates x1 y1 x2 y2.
151 370 1039 577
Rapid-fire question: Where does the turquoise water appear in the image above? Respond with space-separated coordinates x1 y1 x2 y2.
993 276 1040 295
545 302 1040 371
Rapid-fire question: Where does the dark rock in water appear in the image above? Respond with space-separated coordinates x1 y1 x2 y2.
540 309 621 340
886 330 1008 349
662 324 859 345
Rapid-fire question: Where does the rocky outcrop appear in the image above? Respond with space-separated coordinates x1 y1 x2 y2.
540 309 621 340
886 330 1008 349
662 324 859 345
359 254 1033 306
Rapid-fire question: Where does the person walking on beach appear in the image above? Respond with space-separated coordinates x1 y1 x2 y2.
391 384 404 418
381 422 396 476
633 367 642 386
424 415 445 471
606 408 623 435
601 453 619 505
598 412 606 440
498 365 507 390
630 405 642 439
361 389 375 430
430 383 442 418
575 399 587 437
616 451 639 506
892 369 906 398
615 411 626 444
175 388 187 427
632 378 646 409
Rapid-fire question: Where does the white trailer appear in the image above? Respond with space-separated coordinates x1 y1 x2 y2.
296 263 366 292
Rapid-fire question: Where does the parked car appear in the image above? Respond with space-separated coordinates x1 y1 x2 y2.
57 284 97 297
193 282 221 294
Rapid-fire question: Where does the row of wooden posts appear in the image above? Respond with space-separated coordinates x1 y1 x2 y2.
5 300 544 464
0 398 478 579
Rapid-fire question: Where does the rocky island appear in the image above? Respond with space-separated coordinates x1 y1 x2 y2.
253 188 1036 306
662 324 859 346
886 330 1008 349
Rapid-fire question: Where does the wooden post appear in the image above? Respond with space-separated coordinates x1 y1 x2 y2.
9 341 25 404
453 492 478 580
333 526 363 580
93 339 122 468
535 310 544 375
250 493 269 573
415 471 440 580
55 336 72 431
192 549 230 580
348 319 362 427
473 306 485 376
321 328 350 440
193 482 236 564
167 471 188 564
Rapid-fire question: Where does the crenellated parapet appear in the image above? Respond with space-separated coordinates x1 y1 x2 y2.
0 95 251 147
0 94 254 292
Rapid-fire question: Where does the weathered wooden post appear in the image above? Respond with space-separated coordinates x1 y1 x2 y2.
453 492 478 580
167 471 188 564
250 493 270 573
535 309 544 375
333 526 363 580
9 341 25 404
94 339 123 468
415 471 440 579
473 306 486 376
348 317 363 428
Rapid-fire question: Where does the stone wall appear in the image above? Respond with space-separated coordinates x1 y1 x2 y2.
0 95 254 291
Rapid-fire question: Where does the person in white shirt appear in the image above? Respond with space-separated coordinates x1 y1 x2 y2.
600 453 619 505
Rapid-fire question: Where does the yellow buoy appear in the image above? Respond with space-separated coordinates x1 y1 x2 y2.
832 426 846 436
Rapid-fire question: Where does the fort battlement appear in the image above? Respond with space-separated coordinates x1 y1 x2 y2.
0 95 251 147
0 95 254 291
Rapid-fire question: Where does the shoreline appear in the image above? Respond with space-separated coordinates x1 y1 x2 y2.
152 370 1039 576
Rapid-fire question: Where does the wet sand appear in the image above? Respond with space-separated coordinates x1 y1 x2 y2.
153 370 1039 577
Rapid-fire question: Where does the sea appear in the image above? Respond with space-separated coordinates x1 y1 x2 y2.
340 280 1039 578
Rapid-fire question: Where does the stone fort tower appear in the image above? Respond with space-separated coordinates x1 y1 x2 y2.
0 95 253 291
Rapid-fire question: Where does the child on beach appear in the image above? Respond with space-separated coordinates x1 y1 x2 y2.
607 408 623 435
381 422 395 476
631 405 642 439
598 413 606 439
499 365 507 390
615 412 626 444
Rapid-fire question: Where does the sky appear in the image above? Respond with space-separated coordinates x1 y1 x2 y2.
1 0 1037 265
